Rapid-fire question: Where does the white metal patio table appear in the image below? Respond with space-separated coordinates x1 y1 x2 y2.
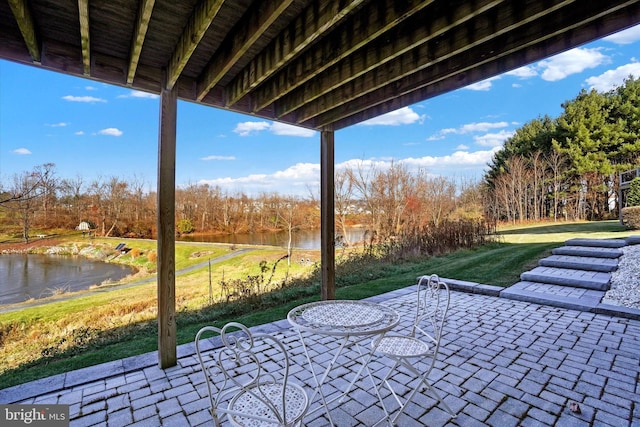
287 299 400 426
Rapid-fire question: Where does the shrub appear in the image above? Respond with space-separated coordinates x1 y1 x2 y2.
622 206 640 229
147 251 157 263
177 219 195 234
628 177 640 207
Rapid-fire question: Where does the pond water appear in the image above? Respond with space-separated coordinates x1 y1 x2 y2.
0 254 135 305
0 228 367 306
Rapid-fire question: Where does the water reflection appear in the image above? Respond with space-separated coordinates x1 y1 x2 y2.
0 254 135 305
0 229 366 306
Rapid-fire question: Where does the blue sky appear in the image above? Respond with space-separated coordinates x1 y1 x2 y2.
2 24 640 197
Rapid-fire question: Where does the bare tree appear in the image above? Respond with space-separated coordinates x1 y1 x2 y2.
5 164 56 242
530 151 545 220
546 150 569 221
59 175 86 227
335 168 354 246
422 175 456 227
347 160 380 232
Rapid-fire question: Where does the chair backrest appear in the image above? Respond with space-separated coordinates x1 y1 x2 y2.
195 322 299 426
413 274 450 351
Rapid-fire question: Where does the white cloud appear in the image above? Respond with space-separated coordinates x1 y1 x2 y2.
118 90 159 99
75 131 84 135
506 66 538 79
585 61 640 92
198 162 320 195
538 48 608 81
233 121 316 137
603 24 640 45
429 121 509 141
196 149 501 196
12 148 31 155
62 95 106 103
98 128 123 136
456 144 469 150
464 76 500 91
272 162 319 180
270 122 316 137
426 134 445 141
358 107 424 126
473 130 515 147
401 148 500 168
233 121 271 136
458 122 509 134
201 155 236 161
47 122 69 127
85 86 98 91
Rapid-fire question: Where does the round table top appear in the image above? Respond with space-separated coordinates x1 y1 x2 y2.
287 300 400 336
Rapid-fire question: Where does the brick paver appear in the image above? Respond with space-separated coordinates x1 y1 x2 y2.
2 287 640 426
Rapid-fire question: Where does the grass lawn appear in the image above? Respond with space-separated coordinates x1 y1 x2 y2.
0 220 635 389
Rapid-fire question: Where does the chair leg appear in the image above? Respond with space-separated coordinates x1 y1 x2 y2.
388 359 457 423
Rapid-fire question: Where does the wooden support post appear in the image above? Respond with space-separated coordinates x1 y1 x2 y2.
157 79 177 368
320 130 335 300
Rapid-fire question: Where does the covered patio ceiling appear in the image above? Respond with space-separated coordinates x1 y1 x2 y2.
2 0 639 131
3 0 640 368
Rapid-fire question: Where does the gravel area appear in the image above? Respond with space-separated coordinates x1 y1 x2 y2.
602 243 640 309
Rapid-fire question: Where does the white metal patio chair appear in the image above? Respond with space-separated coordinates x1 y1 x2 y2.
195 322 309 426
370 274 456 425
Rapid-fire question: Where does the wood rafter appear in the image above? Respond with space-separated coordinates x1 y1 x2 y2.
276 0 574 122
245 0 447 113
312 0 640 130
196 0 295 101
127 0 156 85
166 0 225 90
225 0 368 107
78 0 90 75
7 0 40 62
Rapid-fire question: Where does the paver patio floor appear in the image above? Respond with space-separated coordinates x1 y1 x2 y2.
2 286 639 426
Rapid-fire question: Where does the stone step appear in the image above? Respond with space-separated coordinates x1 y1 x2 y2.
500 281 603 311
564 238 627 248
552 246 623 259
538 255 618 272
626 235 640 245
520 266 611 291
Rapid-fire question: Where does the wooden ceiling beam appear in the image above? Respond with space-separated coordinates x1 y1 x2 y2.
195 0 295 101
7 0 40 63
311 0 640 130
78 0 90 75
166 0 225 90
224 0 368 107
248 0 447 113
127 0 156 85
248 0 452 114
277 0 572 122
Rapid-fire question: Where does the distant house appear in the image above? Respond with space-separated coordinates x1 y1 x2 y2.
76 221 95 236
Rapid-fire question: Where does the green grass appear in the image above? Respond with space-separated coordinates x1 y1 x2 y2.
0 220 636 389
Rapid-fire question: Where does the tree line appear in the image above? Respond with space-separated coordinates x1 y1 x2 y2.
482 76 640 223
0 161 483 243
3 78 637 241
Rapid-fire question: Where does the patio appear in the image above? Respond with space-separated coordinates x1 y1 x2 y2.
2 286 639 426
